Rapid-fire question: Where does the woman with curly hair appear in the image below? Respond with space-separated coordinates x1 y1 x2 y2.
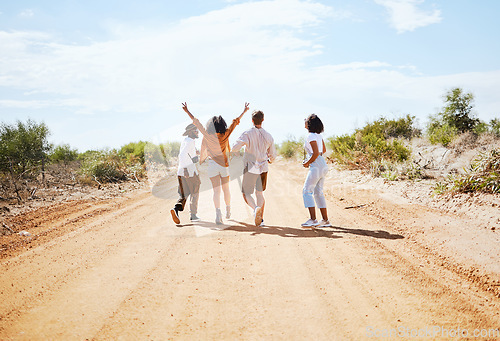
301 114 332 228
181 102 249 224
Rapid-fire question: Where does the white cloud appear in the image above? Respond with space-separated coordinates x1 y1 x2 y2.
180 0 339 29
0 0 497 150
0 0 339 114
374 0 442 33
19 9 35 18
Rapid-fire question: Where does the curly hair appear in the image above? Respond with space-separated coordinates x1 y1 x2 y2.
305 114 324 134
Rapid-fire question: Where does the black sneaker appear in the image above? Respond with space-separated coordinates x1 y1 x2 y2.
170 208 180 224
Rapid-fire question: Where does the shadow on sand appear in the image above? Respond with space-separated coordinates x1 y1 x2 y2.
176 219 404 240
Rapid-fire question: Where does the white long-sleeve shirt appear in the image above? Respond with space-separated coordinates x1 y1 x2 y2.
177 137 198 177
232 126 276 174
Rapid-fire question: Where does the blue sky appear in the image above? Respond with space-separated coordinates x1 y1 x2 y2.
1 0 499 151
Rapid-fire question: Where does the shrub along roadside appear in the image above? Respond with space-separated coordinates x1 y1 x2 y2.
49 144 79 165
78 150 128 185
277 136 305 160
426 87 500 147
78 141 181 186
327 115 419 172
434 149 500 194
0 120 51 203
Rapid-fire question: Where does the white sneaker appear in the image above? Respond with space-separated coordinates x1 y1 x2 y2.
254 206 263 226
318 219 332 227
215 209 223 225
301 219 319 227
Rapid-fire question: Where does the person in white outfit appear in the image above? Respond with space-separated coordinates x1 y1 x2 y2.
171 123 201 224
231 110 276 226
301 114 332 228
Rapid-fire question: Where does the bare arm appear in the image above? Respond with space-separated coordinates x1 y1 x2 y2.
303 140 320 168
227 102 250 137
181 102 195 120
181 102 208 137
236 102 250 121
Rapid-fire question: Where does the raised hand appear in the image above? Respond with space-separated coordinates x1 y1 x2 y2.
238 102 250 120
181 102 195 120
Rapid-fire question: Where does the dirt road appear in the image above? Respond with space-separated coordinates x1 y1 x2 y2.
1 163 499 340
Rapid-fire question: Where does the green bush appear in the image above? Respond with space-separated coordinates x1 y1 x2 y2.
489 118 500 137
79 150 126 184
361 133 410 163
357 114 421 140
278 136 304 160
427 117 459 147
327 115 414 170
160 142 181 159
440 87 479 133
0 120 51 202
435 148 500 194
50 144 79 164
473 121 489 135
119 141 147 164
328 134 357 166
143 141 183 168
427 88 481 146
0 119 51 176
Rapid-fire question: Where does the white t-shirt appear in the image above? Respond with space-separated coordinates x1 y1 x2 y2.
177 137 199 177
304 133 323 156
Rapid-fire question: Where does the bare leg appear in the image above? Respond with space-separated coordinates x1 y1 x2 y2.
221 176 231 207
210 176 221 209
308 207 316 220
319 207 328 221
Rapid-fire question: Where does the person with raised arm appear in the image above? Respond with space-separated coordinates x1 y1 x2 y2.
181 102 249 224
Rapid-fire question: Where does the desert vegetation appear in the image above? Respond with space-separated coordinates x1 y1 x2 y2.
1 87 498 204
0 120 180 204
277 87 500 193
435 149 500 194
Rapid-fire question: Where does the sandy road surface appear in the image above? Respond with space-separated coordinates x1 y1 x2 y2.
1 163 499 340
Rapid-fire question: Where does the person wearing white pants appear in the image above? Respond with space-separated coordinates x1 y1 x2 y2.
301 114 332 228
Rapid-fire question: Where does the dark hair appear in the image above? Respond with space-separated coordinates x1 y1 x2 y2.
206 115 227 134
252 110 264 125
305 114 324 133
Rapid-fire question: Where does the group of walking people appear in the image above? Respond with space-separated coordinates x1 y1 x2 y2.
170 102 331 228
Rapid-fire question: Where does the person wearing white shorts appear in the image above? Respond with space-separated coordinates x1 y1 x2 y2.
207 159 230 178
182 102 250 225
